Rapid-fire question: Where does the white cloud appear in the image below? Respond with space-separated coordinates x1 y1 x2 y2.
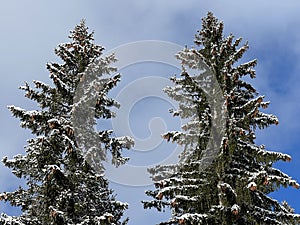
1 0 300 222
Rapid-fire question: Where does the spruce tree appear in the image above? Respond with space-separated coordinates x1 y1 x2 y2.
0 21 133 225
143 12 300 225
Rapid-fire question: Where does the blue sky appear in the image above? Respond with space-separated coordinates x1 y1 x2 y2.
1 1 300 225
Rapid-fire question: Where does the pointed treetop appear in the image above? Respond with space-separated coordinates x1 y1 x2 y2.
69 19 94 43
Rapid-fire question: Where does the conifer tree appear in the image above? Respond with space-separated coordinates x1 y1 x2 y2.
143 12 300 225
0 21 133 225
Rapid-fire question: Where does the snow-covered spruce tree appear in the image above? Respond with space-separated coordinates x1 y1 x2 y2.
0 21 133 225
143 12 300 225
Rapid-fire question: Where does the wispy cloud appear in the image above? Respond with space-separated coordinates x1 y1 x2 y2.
0 0 300 223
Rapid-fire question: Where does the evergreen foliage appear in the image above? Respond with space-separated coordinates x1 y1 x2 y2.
143 12 300 225
0 21 133 225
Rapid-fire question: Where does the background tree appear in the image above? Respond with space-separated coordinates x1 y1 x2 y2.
0 20 133 225
143 12 300 225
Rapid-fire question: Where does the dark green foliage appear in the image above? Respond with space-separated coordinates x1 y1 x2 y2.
0 21 133 225
143 12 300 225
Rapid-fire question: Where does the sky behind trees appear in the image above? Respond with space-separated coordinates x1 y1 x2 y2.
1 1 300 225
